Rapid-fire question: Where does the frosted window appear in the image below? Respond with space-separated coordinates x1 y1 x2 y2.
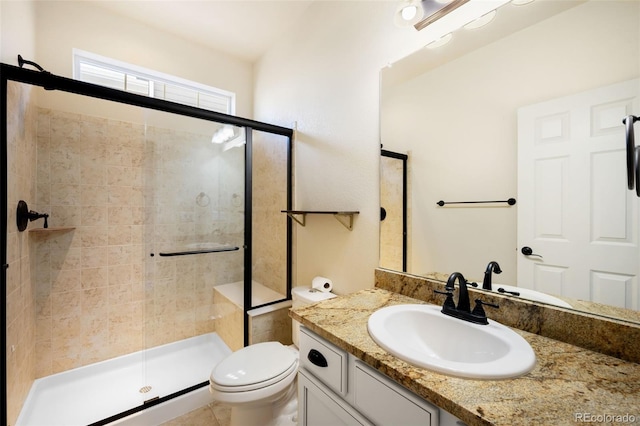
73 49 235 115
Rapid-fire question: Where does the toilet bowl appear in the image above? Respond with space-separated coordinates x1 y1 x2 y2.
209 286 336 426
209 342 298 426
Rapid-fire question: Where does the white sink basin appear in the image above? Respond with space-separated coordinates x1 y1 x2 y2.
367 304 536 379
491 284 572 308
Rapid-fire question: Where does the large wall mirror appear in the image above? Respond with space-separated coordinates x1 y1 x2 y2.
380 0 640 324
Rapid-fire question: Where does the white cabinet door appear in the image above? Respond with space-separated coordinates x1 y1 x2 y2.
352 360 438 426
298 370 372 426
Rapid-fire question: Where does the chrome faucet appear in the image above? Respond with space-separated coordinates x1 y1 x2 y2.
435 272 499 325
482 261 502 290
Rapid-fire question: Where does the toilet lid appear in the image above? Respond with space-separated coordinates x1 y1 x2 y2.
211 342 297 389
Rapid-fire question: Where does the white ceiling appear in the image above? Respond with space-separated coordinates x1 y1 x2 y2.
92 1 315 63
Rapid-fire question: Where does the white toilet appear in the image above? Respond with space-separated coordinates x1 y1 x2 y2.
209 286 336 426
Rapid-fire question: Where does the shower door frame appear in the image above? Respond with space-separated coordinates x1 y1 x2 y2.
1 63 294 424
380 149 408 272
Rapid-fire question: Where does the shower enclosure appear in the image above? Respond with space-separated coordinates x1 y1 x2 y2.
380 149 407 272
2 63 293 425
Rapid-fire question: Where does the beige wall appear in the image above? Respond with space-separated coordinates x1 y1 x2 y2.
253 1 440 294
0 1 36 64
381 1 640 283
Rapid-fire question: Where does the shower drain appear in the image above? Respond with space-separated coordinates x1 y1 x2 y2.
139 385 153 394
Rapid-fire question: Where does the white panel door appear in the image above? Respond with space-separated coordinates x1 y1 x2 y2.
517 79 640 309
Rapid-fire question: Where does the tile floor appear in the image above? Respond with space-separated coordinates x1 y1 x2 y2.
161 387 298 426
161 402 231 426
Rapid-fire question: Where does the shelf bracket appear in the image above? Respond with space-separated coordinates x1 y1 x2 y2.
334 213 355 231
282 210 359 231
285 211 307 227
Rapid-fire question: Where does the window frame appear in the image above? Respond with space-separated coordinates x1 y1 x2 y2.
72 48 236 115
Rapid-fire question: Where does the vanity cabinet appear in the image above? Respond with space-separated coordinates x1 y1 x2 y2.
298 327 464 426
299 370 372 425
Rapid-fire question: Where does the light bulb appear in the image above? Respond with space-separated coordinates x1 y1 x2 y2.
401 5 418 21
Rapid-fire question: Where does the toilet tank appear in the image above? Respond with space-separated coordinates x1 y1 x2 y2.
291 286 336 347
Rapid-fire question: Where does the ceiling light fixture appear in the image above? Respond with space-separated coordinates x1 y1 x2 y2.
413 0 469 31
402 5 418 20
394 0 425 27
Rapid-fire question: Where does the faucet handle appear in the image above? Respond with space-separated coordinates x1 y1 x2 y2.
434 289 456 310
471 299 499 319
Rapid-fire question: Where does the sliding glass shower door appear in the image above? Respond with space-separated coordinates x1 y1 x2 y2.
17 90 247 423
3 63 293 425
138 110 247 405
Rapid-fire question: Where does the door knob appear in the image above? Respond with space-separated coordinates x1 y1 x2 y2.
521 246 543 259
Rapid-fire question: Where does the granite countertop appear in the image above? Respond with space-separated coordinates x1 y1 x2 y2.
290 288 640 426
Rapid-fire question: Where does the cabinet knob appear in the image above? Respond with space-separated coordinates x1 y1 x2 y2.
308 349 328 367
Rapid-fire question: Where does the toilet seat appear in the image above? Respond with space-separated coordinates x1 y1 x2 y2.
210 342 297 393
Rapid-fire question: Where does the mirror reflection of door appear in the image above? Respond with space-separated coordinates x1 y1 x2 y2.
380 150 408 272
517 79 640 310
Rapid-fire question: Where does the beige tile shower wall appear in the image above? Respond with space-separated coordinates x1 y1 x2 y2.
33 109 147 375
380 156 404 271
6 82 38 426
212 289 244 352
33 108 244 377
249 308 292 346
143 124 244 349
252 132 287 295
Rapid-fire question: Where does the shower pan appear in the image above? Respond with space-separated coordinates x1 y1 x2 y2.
2 61 293 425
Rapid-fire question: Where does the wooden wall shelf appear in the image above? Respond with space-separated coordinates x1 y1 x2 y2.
281 210 359 231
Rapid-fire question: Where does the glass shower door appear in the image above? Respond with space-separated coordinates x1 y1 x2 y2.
138 111 245 405
4 62 292 425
